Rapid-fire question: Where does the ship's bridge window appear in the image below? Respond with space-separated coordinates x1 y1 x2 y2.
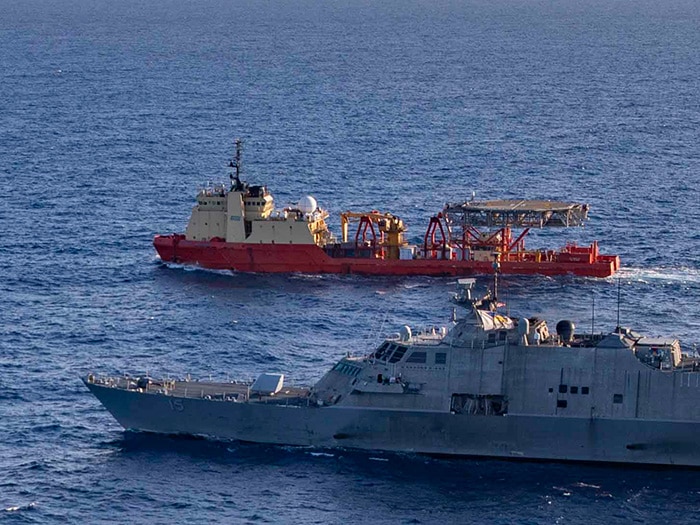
388 345 408 363
499 331 507 341
406 352 426 364
380 343 398 361
435 352 447 365
487 333 496 344
373 342 391 360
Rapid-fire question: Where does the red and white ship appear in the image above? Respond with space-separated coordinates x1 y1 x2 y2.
154 141 620 278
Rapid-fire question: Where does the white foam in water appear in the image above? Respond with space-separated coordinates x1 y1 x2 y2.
616 266 700 285
308 452 334 457
162 261 232 277
4 502 36 512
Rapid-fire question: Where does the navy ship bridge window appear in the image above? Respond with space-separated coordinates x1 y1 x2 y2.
388 345 408 363
435 352 447 365
373 342 391 360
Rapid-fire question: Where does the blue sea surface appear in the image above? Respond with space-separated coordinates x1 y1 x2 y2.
2 0 700 522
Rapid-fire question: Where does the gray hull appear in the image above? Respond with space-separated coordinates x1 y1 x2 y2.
86 381 700 466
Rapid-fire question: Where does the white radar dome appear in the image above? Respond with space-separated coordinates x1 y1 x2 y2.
298 195 318 214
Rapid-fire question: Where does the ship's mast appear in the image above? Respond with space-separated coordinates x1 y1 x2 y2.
616 277 621 329
229 138 244 191
492 255 500 302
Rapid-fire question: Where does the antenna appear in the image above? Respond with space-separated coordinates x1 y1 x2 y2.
591 294 595 334
492 255 501 302
616 277 621 329
231 139 243 179
234 138 242 179
506 284 510 317
229 138 244 191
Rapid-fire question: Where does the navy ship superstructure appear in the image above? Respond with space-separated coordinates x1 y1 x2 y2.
85 280 700 466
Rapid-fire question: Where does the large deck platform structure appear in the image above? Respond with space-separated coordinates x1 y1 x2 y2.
421 199 606 268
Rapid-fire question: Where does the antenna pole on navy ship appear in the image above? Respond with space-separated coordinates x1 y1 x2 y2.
616 277 621 329
492 255 500 303
591 295 595 335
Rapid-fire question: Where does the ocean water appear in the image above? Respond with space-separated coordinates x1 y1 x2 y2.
2 0 700 522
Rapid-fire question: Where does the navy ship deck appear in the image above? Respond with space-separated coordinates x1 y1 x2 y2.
86 375 311 405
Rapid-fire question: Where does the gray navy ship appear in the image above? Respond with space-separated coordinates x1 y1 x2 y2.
85 279 700 466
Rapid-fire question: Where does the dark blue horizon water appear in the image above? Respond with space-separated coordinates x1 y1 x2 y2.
2 0 700 522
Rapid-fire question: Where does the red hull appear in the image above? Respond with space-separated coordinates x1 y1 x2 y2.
154 234 619 278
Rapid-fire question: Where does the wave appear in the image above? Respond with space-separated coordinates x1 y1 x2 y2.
4 502 36 513
0 390 26 402
157 260 232 277
615 266 700 285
